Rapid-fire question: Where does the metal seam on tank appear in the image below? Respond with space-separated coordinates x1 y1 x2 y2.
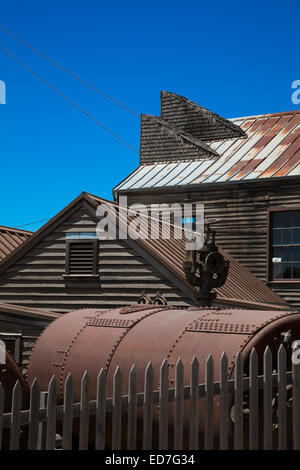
227 311 296 377
57 308 120 398
104 307 175 377
162 311 213 387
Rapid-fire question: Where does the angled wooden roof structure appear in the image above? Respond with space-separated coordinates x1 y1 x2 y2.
0 226 33 262
115 109 300 192
0 192 287 310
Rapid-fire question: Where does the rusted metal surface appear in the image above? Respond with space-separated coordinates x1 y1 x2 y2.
27 306 300 447
27 307 300 397
0 226 32 263
114 110 300 190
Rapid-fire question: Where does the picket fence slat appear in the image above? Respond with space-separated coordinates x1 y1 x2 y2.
0 384 4 450
79 371 90 450
189 355 199 450
249 348 259 450
219 352 228 450
159 360 169 450
10 381 22 450
277 344 287 450
28 378 40 450
263 346 273 450
174 358 184 449
63 373 74 450
127 365 137 450
112 366 122 450
95 369 106 450
143 362 153 450
234 350 243 450
205 354 214 450
45 376 56 450
293 352 300 450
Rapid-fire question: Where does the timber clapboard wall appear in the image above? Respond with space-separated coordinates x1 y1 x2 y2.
0 199 194 313
117 180 300 309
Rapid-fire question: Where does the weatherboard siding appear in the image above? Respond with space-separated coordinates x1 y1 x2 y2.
0 205 193 312
121 179 300 309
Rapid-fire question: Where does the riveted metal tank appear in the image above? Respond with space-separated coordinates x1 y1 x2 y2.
27 305 300 448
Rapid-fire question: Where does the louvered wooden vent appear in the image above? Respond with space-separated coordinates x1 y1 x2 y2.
65 240 98 275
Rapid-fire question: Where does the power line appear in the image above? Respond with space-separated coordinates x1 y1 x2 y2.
16 218 51 228
0 25 139 116
0 44 139 154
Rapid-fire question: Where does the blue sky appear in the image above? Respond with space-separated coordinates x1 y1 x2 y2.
0 0 299 230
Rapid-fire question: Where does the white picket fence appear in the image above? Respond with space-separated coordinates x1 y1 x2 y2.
1 344 300 450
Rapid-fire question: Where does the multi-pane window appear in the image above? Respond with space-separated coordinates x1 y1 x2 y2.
270 210 300 280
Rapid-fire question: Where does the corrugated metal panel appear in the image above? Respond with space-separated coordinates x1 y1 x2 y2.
0 226 32 262
114 110 300 190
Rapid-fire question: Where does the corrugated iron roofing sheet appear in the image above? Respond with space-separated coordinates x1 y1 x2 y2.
0 226 32 262
114 110 300 191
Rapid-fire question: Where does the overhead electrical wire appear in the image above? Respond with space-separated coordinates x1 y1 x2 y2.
0 44 139 154
0 25 139 116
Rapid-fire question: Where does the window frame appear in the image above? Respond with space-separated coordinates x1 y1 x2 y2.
0 333 21 364
64 238 99 278
267 206 300 284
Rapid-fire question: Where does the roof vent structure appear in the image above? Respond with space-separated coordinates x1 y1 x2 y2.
140 91 246 164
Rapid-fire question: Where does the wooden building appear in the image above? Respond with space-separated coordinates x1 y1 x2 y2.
114 91 300 309
0 192 286 315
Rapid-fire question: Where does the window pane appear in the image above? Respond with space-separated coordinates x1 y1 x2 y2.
272 229 281 245
272 263 281 279
293 228 300 244
282 229 292 244
282 264 292 279
282 246 292 261
294 264 300 279
273 246 281 259
293 246 300 262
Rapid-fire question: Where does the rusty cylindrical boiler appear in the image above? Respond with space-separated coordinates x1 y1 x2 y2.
28 305 300 448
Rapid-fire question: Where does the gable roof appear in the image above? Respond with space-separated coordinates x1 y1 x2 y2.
0 192 287 310
114 110 300 191
0 226 33 262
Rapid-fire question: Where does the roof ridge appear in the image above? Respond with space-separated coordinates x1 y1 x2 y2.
229 109 300 122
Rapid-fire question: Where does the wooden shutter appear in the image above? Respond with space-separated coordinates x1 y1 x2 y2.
66 239 98 275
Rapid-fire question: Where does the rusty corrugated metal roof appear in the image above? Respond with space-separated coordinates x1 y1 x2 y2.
114 110 300 191
0 226 33 262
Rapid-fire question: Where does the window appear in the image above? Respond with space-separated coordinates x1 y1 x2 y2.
269 209 300 281
0 333 21 364
65 238 98 276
